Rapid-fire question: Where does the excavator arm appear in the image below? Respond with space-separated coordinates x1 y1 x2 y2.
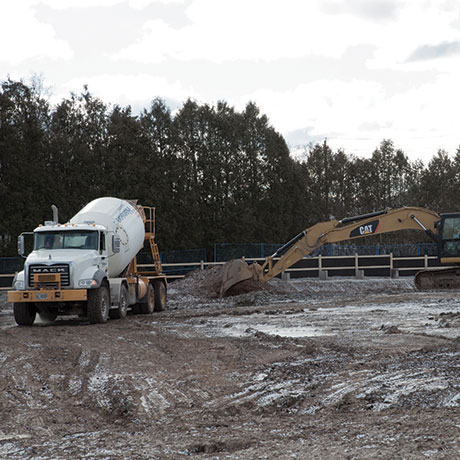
221 207 440 296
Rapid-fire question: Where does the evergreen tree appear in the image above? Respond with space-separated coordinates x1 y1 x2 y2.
0 79 52 252
419 150 458 212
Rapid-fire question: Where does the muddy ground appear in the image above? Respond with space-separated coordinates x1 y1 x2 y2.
2 269 460 459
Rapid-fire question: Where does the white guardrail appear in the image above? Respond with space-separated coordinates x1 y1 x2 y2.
152 254 439 279
0 254 442 291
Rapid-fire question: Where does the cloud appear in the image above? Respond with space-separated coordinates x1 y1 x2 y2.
113 0 460 71
36 0 185 9
0 3 72 65
114 0 384 63
407 41 460 62
320 0 398 22
368 1 460 69
60 73 198 107
242 79 386 136
242 73 460 159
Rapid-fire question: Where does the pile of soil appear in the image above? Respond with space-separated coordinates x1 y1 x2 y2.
167 265 300 311
169 265 225 299
170 265 277 298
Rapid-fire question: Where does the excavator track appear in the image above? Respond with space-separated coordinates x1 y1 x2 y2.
414 266 460 290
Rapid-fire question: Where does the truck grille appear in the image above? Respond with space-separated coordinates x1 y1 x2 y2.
28 264 70 288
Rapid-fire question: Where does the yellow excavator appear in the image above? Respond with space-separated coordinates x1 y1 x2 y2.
221 207 460 296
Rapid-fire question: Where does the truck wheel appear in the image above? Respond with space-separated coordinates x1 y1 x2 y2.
109 285 128 319
140 283 154 314
87 285 110 324
153 279 166 312
13 302 36 326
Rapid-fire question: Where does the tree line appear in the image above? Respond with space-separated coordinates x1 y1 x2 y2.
0 78 459 257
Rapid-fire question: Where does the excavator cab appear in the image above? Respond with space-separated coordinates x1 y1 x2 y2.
437 213 460 263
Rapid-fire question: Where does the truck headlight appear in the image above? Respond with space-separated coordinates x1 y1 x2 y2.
14 280 25 290
78 279 97 288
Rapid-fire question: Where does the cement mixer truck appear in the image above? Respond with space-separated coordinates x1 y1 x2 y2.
8 197 167 326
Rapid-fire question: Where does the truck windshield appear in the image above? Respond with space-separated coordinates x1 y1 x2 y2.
35 231 99 250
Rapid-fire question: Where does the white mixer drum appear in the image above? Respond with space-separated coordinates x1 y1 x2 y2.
70 197 145 277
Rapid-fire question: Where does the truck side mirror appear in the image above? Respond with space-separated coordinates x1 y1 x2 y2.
18 235 25 257
112 235 121 254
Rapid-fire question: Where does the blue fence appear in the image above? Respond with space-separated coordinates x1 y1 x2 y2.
160 248 207 264
158 248 207 277
213 243 438 262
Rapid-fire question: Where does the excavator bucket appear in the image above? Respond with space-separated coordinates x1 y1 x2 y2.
220 258 260 297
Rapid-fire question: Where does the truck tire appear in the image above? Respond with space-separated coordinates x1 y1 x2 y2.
153 279 166 312
139 283 154 314
13 302 36 326
87 285 110 324
109 285 128 319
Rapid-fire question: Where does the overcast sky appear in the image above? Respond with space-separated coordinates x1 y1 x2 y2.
2 0 459 162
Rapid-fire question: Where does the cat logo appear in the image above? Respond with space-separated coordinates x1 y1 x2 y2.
349 219 380 238
359 224 374 235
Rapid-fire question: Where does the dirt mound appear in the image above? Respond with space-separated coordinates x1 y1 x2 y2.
167 265 297 310
168 265 278 299
170 265 225 299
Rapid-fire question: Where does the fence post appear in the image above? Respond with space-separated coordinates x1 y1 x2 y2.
354 253 364 279
424 254 428 269
390 252 399 278
200 260 204 271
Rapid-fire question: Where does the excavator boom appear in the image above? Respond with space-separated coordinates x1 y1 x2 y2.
221 207 440 296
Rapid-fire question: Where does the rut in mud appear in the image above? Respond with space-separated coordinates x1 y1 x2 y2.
2 276 460 459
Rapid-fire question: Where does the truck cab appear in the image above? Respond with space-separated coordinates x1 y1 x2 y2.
23 224 109 290
10 222 113 323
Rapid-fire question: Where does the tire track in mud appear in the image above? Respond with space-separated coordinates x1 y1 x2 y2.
210 344 460 417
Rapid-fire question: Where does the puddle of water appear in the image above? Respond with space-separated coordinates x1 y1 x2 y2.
249 325 331 338
203 316 332 338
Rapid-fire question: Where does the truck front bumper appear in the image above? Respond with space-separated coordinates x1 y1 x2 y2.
8 289 87 303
